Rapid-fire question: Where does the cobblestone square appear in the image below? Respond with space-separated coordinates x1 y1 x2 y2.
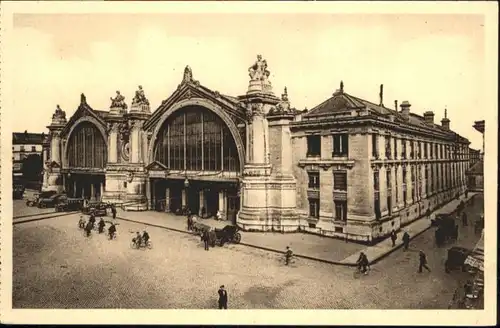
12 194 484 309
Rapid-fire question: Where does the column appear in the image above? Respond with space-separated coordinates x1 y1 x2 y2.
251 111 267 164
81 186 85 199
219 190 225 213
151 180 156 209
396 165 404 208
62 174 66 193
73 181 77 198
181 188 187 207
130 122 141 163
100 182 104 201
199 189 205 217
109 124 118 163
43 147 48 163
406 165 413 206
50 132 61 164
165 187 170 213
379 166 388 214
90 183 95 200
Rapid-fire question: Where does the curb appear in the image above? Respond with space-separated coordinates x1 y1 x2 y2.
13 211 78 225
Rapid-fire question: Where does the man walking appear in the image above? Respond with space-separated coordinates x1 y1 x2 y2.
218 285 228 309
418 250 431 273
111 205 117 219
402 231 410 251
390 230 397 247
202 229 210 251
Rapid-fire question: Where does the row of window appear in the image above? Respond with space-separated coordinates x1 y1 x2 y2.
373 162 466 219
304 133 469 161
13 145 37 152
308 198 347 221
373 134 469 160
306 134 348 158
307 171 347 191
307 170 347 221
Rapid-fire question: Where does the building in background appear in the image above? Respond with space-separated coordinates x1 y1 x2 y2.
466 121 485 192
469 148 481 167
41 56 472 243
12 131 46 188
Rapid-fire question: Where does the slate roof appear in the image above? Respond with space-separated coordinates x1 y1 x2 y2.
13 132 45 145
303 89 466 138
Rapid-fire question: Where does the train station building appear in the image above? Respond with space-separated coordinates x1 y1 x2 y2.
42 55 471 242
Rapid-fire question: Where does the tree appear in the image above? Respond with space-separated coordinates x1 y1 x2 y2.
22 153 43 182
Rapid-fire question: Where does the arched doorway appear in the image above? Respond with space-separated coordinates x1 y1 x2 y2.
150 105 242 223
65 121 107 200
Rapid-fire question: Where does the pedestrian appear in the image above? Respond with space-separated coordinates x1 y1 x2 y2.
285 246 293 265
218 285 228 309
356 252 369 274
418 250 431 273
98 217 106 233
84 221 92 237
465 189 469 199
111 205 117 219
402 231 410 251
461 212 468 226
390 229 397 247
187 215 193 231
202 229 210 251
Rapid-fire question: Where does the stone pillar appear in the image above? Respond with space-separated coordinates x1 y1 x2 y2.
108 123 119 163
50 132 61 164
130 121 142 163
396 164 404 209
165 187 170 213
81 186 85 199
145 178 151 210
218 190 225 212
199 189 205 217
90 183 95 200
181 189 187 207
347 134 372 219
73 181 77 198
379 165 388 215
406 165 413 206
100 182 104 201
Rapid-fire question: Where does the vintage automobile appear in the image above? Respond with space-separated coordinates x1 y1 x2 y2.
82 202 109 216
213 225 242 246
38 193 66 208
26 190 56 207
432 214 458 246
55 198 85 212
13 184 25 199
445 246 473 273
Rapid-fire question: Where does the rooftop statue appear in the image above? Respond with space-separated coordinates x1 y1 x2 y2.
132 85 149 106
52 104 67 120
248 54 270 81
110 90 127 109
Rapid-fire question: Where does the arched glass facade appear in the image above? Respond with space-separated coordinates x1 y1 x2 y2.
67 121 107 168
154 106 240 173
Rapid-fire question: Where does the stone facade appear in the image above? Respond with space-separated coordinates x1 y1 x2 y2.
42 57 471 242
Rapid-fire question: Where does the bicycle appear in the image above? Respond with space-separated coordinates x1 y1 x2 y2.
130 238 153 250
353 264 371 278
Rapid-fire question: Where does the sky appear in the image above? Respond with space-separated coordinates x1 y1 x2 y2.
11 13 486 149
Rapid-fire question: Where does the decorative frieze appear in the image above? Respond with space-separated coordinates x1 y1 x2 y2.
298 159 355 170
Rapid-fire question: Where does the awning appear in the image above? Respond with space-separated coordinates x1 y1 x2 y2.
464 230 484 272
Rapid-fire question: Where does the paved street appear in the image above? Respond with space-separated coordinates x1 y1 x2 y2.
12 194 483 309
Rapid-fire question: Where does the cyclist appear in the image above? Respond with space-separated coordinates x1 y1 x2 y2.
108 222 117 240
78 216 86 229
98 217 106 234
356 252 369 274
142 230 150 246
133 231 142 248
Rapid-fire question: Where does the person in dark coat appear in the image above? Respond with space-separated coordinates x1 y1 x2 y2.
356 252 369 274
108 222 117 240
111 205 117 219
402 231 410 251
98 217 106 233
218 285 228 309
89 214 96 228
84 221 92 237
390 230 397 247
202 229 210 251
187 215 193 231
418 250 431 273
285 246 293 265
461 212 468 226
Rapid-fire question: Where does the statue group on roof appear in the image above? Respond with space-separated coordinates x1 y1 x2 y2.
132 85 150 106
248 54 271 85
52 104 67 120
110 90 128 109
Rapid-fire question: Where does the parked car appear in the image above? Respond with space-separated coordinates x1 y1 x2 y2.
37 193 66 208
55 198 85 212
26 190 56 207
13 184 25 199
82 202 109 216
445 246 473 273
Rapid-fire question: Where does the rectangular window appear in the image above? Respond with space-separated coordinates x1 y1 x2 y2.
402 139 407 159
334 200 347 221
374 170 381 219
309 198 320 218
385 136 391 159
411 166 416 202
440 145 443 159
395 166 399 203
403 166 408 205
31 146 36 152
394 138 398 159
424 142 428 158
20 145 25 152
308 171 320 189
430 143 434 158
372 134 378 159
410 141 415 159
333 172 347 191
386 169 392 215
332 134 349 157
417 141 421 159
306 135 321 157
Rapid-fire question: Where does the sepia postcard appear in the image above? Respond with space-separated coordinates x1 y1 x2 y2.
0 1 497 325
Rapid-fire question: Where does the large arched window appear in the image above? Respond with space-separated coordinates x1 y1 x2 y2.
154 106 240 173
67 121 107 168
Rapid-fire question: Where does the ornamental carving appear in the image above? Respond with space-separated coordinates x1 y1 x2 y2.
110 90 128 109
131 85 149 106
119 121 130 142
121 142 130 161
182 66 193 84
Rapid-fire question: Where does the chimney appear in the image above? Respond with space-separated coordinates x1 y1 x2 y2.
423 111 435 124
394 100 398 111
400 100 411 120
441 107 450 130
379 84 384 106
